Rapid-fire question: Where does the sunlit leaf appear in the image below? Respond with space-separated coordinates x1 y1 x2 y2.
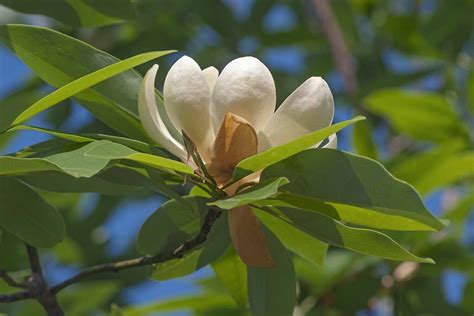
364 89 469 142
254 206 327 266
212 247 248 307
0 24 174 140
209 177 288 209
254 207 434 263
233 116 364 180
12 51 173 126
261 149 445 231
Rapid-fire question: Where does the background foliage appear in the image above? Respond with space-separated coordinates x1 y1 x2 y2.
0 0 473 315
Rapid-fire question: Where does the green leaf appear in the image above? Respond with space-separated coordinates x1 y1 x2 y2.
445 189 474 223
1 140 189 179
255 207 434 263
0 0 124 27
209 177 288 209
212 247 248 307
59 140 193 176
233 116 364 180
17 171 139 196
151 214 230 280
82 140 192 174
0 156 66 176
137 197 208 255
254 207 327 266
0 86 43 132
82 0 137 20
5 125 152 153
247 225 296 316
0 24 173 140
57 281 120 316
411 152 474 194
11 51 172 126
352 119 378 160
6 125 93 142
45 141 135 178
125 153 193 175
468 66 474 113
0 177 64 247
261 149 445 231
119 295 236 316
364 89 469 142
390 141 471 194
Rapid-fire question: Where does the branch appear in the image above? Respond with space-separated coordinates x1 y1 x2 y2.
0 206 221 307
25 244 64 316
311 0 358 96
51 206 221 293
0 290 34 303
0 269 27 289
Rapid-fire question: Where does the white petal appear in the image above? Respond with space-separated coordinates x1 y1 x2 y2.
211 56 276 133
164 56 214 161
259 77 334 152
202 66 218 92
323 134 337 149
138 64 187 160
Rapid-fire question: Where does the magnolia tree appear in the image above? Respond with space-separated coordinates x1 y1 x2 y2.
0 23 447 316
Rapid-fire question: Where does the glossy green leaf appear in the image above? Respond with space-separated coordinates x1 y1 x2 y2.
0 177 64 247
119 295 236 316
233 116 365 180
82 0 137 20
73 140 193 175
12 51 173 126
57 281 120 315
364 89 469 142
261 149 445 231
151 214 230 280
0 0 125 27
255 207 433 263
468 66 474 113
212 247 248 307
6 125 93 142
0 87 43 132
6 125 152 153
412 152 474 194
17 171 139 196
390 141 472 194
254 207 327 266
0 140 184 179
209 177 288 209
125 153 193 175
0 156 66 176
445 189 474 223
0 24 173 140
45 141 135 178
247 225 296 316
352 119 378 160
137 197 208 255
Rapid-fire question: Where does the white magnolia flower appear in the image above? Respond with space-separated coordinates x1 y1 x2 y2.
139 55 336 174
138 55 336 267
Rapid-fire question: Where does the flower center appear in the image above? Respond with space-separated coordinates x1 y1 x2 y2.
208 112 258 186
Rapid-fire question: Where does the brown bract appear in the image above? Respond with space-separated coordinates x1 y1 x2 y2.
208 112 274 268
208 112 258 184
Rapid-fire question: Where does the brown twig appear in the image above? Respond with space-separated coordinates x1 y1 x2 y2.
25 244 64 315
311 0 358 96
51 207 221 293
0 269 26 289
0 207 222 309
